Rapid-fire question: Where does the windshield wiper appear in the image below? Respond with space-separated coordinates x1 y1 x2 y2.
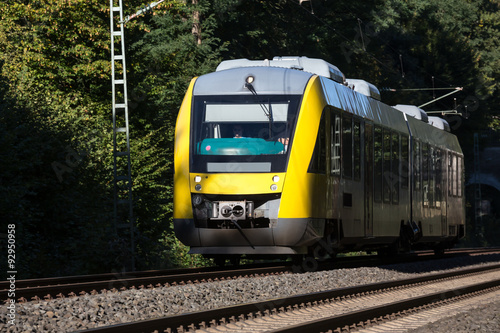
245 82 273 137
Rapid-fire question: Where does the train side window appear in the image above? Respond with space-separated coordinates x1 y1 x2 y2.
331 111 341 175
383 129 392 204
342 115 353 178
435 149 442 207
414 141 421 191
451 154 457 196
422 143 429 206
391 132 400 204
401 136 409 189
457 155 462 197
308 111 326 174
374 126 383 202
454 154 459 196
441 150 446 200
429 146 436 208
353 119 361 181
454 155 458 197
448 152 453 196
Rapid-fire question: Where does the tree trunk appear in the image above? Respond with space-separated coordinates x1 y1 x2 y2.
192 0 201 45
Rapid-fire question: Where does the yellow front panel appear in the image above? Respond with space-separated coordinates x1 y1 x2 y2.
190 173 286 195
175 76 329 220
173 78 197 219
279 77 328 218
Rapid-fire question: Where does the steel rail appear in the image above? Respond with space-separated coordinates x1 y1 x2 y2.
75 263 500 333
271 278 500 333
2 247 493 291
0 265 289 302
3 248 499 302
1 262 294 290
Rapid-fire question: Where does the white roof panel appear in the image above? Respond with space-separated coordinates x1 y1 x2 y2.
345 79 381 100
428 116 451 132
393 104 429 123
216 56 345 83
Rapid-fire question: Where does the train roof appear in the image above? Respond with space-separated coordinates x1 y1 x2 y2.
318 76 461 152
193 66 313 96
216 56 345 83
319 76 409 134
406 115 461 153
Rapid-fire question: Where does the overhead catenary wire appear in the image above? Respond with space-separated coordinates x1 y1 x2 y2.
385 87 462 92
293 0 460 90
292 0 417 84
269 2 390 79
399 54 405 78
358 18 366 51
292 0 466 113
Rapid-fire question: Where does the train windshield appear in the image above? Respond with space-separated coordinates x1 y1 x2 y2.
190 95 301 173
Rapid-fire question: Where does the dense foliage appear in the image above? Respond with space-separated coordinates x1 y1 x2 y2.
1 0 498 278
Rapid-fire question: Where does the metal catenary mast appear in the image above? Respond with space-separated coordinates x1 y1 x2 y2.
109 0 165 270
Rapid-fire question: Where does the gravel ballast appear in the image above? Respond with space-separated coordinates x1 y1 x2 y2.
1 253 499 332
407 299 500 333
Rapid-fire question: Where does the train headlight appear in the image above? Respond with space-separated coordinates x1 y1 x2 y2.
272 175 280 182
245 75 255 84
194 175 202 182
270 184 278 191
195 184 202 191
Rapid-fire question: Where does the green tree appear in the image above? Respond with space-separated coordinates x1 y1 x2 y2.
470 0 500 130
0 0 130 277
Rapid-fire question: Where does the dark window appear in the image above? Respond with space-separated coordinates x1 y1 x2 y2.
451 154 457 196
343 192 353 207
342 115 352 178
374 126 383 202
457 156 462 197
383 129 391 203
308 111 326 174
435 149 442 207
448 152 453 196
429 146 436 208
414 141 421 191
331 111 341 175
353 119 361 181
401 136 409 189
392 132 400 204
422 143 429 206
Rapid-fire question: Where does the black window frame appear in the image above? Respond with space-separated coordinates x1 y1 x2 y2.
342 114 353 179
190 94 301 173
374 126 383 202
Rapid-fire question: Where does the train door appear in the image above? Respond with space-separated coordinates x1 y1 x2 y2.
364 122 374 237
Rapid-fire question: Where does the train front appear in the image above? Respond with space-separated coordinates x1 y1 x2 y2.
173 62 324 260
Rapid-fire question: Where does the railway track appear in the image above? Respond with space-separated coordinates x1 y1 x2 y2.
1 248 497 303
0 264 290 303
77 262 500 333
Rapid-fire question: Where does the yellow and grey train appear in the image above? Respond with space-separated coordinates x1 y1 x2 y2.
173 56 465 264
